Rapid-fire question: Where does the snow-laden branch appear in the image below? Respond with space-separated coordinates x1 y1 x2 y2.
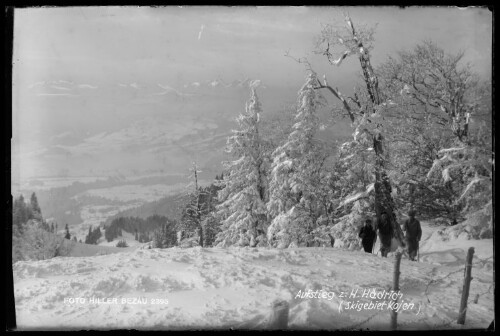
313 77 356 123
457 174 488 202
438 147 466 154
337 183 375 209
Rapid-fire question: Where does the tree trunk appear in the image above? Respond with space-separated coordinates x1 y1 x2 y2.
198 226 204 247
457 247 474 324
408 183 416 210
193 163 204 247
373 133 405 244
268 300 289 329
347 15 405 247
390 251 402 330
314 15 405 247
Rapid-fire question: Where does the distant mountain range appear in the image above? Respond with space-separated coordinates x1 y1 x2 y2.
26 77 266 98
13 76 351 182
182 78 265 90
14 77 295 181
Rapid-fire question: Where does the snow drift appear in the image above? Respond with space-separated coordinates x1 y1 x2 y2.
13 221 493 331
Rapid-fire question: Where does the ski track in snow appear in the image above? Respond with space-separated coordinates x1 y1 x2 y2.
13 222 493 330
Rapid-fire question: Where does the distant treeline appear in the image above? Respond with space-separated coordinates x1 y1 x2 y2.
104 215 176 243
103 174 224 248
104 193 187 225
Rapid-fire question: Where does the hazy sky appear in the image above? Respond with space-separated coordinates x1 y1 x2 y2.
11 6 492 181
14 6 492 88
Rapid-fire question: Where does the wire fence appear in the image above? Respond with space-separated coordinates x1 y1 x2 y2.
338 248 491 330
416 251 493 329
423 267 464 303
259 245 493 330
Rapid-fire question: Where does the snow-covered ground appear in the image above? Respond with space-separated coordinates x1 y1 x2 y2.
61 239 136 258
97 231 144 248
13 221 493 330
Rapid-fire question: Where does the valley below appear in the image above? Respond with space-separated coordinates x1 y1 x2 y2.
12 173 211 243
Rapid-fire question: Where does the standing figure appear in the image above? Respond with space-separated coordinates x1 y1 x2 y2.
328 233 335 247
237 228 249 247
375 211 393 257
358 219 376 253
254 229 268 247
403 210 422 261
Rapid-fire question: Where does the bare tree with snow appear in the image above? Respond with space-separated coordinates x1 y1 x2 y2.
311 13 406 247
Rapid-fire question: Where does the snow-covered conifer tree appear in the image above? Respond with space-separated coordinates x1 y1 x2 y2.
30 192 42 220
267 73 323 248
179 162 207 247
215 82 269 247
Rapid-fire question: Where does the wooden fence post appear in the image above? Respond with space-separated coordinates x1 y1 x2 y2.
268 300 289 329
457 247 474 325
390 251 402 330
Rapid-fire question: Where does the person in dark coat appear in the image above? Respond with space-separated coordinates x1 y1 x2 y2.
359 219 376 253
375 211 393 257
403 209 422 261
327 233 335 247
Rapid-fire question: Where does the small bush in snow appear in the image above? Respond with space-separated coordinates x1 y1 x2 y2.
116 239 129 248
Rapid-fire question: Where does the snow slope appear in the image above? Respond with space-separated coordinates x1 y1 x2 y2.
60 239 138 258
96 231 144 248
13 222 493 330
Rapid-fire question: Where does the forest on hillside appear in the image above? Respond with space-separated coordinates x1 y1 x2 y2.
103 192 187 225
12 15 492 261
174 16 492 250
17 175 187 226
12 193 74 263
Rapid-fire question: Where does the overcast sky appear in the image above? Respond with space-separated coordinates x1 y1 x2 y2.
14 6 492 88
11 6 492 181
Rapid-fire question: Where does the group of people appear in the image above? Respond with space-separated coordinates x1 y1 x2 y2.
358 210 422 261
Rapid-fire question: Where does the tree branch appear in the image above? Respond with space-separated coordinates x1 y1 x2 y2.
313 79 356 123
